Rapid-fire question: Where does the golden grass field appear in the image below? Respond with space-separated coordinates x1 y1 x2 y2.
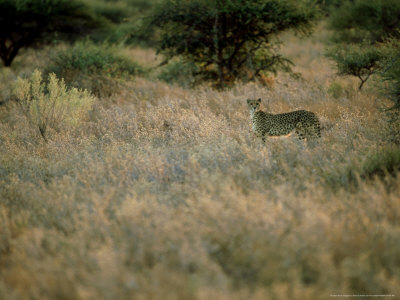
0 28 399 300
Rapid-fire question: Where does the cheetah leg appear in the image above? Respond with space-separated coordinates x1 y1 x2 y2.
308 123 321 139
295 132 304 140
295 123 306 140
317 123 321 138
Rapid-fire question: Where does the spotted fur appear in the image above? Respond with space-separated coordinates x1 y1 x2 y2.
247 98 321 142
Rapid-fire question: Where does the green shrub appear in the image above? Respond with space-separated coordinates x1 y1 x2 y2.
13 70 95 142
387 112 400 145
45 41 144 96
383 62 400 109
323 146 400 191
157 60 197 88
326 44 384 90
362 146 400 180
47 41 142 78
379 38 400 110
327 81 344 98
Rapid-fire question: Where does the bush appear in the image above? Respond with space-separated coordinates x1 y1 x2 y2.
380 38 400 110
45 41 144 97
362 146 400 180
157 59 197 88
13 70 95 142
316 0 344 15
324 146 400 190
326 44 384 90
386 111 400 145
148 0 318 87
327 81 344 98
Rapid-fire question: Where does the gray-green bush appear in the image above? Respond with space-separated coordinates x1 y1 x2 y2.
13 70 95 142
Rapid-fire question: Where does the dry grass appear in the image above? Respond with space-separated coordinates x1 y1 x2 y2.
0 28 399 300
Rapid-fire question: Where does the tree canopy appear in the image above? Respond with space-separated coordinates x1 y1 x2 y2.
148 0 318 87
0 0 104 66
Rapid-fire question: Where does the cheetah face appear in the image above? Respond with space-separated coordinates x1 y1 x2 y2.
247 98 261 114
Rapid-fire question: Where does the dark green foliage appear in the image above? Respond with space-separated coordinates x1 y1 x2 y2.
327 81 345 98
148 0 318 87
157 60 197 88
47 42 142 77
316 0 344 15
383 63 400 109
45 41 144 97
83 0 161 45
329 0 400 44
380 38 400 110
326 44 384 90
84 0 159 24
85 0 133 24
0 0 105 67
386 111 400 144
362 146 400 179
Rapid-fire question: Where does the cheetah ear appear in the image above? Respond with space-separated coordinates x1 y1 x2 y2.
257 98 261 103
247 99 251 103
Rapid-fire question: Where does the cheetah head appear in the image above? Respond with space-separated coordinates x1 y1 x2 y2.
247 98 261 114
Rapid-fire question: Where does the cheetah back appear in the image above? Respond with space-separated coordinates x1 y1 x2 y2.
253 110 320 140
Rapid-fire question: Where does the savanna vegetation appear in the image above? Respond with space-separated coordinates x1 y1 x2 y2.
326 0 400 97
0 0 399 299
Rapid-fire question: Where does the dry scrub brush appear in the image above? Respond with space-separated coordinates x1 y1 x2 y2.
13 70 95 142
0 37 400 299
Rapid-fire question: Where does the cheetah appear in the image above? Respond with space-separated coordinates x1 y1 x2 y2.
247 98 321 142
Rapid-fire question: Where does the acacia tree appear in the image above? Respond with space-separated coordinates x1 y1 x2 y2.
326 44 384 90
0 0 104 67
148 0 318 87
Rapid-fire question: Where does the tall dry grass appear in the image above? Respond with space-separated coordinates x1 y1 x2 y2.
0 28 399 300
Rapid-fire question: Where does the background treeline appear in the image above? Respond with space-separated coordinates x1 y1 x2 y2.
1 0 399 107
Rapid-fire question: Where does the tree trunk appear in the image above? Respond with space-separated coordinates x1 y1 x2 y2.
358 72 372 90
214 12 225 88
0 41 21 67
2 56 13 67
